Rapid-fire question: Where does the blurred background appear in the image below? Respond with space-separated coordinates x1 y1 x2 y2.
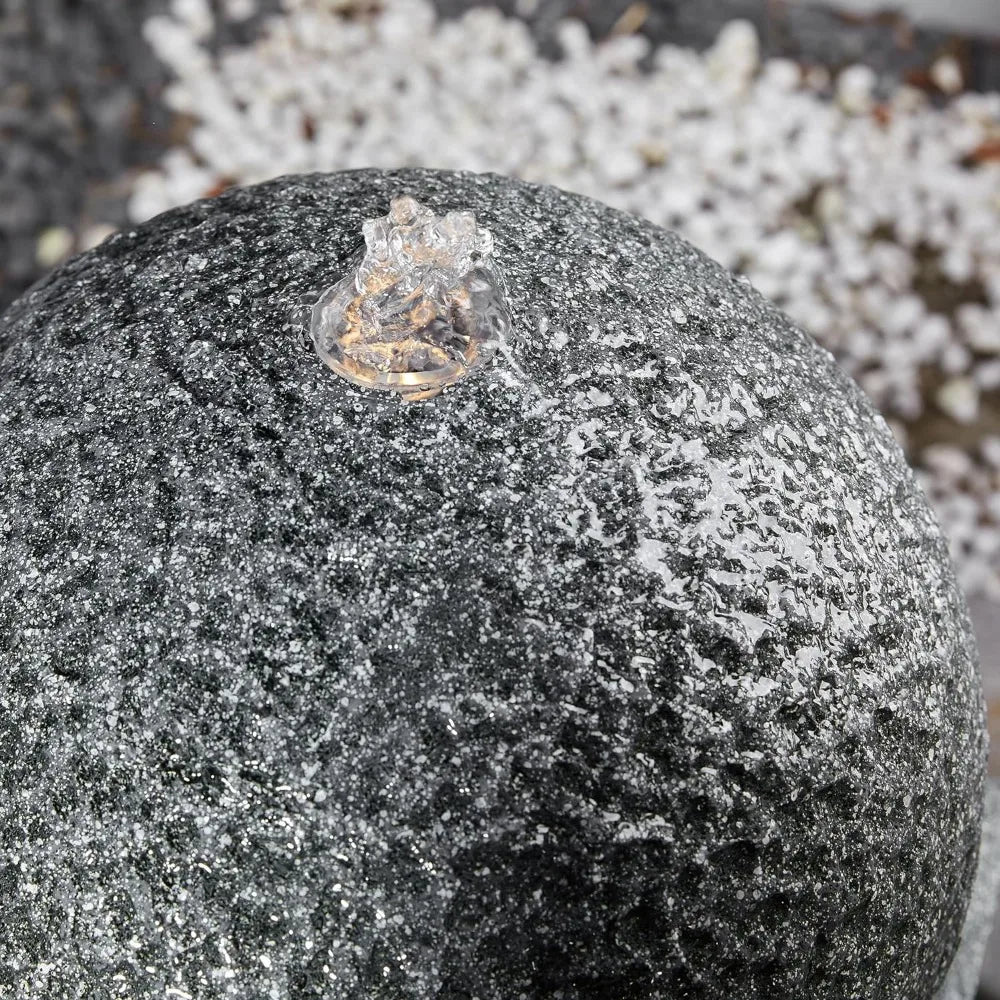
1 0 999 994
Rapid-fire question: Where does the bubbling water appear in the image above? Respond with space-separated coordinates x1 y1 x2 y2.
311 195 512 401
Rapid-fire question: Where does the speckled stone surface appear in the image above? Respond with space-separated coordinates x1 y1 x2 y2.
937 781 1000 1000
0 170 987 1000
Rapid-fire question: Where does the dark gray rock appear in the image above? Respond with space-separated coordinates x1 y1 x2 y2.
936 781 1000 1000
0 169 987 1000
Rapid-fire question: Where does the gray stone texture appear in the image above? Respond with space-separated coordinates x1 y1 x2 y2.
937 781 1000 1000
0 170 988 999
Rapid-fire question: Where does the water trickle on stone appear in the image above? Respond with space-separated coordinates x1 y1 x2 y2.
311 195 512 400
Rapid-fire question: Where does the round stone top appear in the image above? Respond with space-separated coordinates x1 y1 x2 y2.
0 169 987 999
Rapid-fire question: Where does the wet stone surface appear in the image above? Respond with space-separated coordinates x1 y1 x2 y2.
0 169 988 999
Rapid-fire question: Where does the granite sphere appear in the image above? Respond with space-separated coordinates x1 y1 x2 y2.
0 170 986 999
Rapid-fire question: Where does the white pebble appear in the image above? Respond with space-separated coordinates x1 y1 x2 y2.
836 64 877 115
706 20 759 91
931 55 963 96
936 377 980 424
922 444 972 482
981 436 1000 469
36 227 74 268
80 224 118 251
171 0 214 40
977 360 1000 389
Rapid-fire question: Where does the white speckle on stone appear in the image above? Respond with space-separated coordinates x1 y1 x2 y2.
742 676 780 698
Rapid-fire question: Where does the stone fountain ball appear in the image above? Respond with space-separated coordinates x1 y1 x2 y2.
0 170 986 1000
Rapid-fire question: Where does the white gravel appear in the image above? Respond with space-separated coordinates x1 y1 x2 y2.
131 0 1000 602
